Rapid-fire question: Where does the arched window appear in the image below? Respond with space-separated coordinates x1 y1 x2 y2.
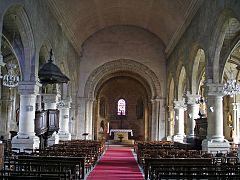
117 99 126 115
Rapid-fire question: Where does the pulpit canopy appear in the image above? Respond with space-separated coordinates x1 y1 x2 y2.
38 49 70 84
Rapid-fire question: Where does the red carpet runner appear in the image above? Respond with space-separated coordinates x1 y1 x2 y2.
87 147 144 180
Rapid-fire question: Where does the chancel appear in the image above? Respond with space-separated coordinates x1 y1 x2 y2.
1 0 240 179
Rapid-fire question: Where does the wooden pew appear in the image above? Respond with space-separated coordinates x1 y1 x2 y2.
3 155 85 179
19 155 85 179
144 158 212 180
0 169 72 179
148 164 240 180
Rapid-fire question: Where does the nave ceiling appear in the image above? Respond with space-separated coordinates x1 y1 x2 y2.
47 0 201 56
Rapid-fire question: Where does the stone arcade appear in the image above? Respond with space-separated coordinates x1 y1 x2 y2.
1 0 240 155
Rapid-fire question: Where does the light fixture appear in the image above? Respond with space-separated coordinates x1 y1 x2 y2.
222 69 240 97
2 61 19 88
2 19 20 88
222 18 240 97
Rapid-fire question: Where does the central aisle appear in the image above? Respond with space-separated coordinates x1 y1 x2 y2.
87 147 144 180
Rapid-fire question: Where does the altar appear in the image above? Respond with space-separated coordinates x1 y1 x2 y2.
109 129 133 141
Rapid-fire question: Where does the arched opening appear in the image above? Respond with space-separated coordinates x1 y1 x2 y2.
0 7 22 140
83 59 162 141
221 17 240 143
95 76 148 141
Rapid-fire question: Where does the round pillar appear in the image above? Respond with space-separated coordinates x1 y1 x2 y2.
173 100 186 142
202 82 230 153
58 99 71 141
186 93 200 139
11 81 41 151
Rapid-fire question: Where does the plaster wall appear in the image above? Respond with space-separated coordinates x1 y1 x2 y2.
78 25 166 98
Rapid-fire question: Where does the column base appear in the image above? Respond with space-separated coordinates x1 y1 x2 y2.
172 134 185 143
58 132 71 141
232 136 240 144
47 133 59 147
238 146 240 162
166 136 173 141
11 135 40 152
202 139 230 154
71 134 77 140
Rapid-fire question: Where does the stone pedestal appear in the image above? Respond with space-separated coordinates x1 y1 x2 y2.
202 139 230 154
173 134 185 142
238 145 240 162
12 136 40 152
48 132 59 147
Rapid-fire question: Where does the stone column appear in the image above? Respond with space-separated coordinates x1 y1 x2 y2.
69 98 77 139
166 105 174 141
0 53 5 79
186 93 200 142
11 81 41 151
57 98 71 141
151 98 164 140
232 103 240 144
151 99 157 140
202 83 230 153
158 98 166 140
173 100 186 142
0 53 5 137
77 97 87 139
85 98 94 140
75 97 94 140
42 93 60 146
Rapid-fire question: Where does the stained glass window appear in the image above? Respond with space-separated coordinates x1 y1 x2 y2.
117 99 126 115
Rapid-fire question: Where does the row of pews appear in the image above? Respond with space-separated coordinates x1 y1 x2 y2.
0 140 105 179
135 141 240 180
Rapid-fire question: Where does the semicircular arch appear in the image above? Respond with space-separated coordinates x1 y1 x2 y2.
84 59 162 100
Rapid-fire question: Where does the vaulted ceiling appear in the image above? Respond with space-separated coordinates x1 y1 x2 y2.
47 0 201 56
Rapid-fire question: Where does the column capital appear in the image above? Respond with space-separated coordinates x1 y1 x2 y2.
232 102 240 106
206 82 224 96
18 81 42 95
186 93 200 105
151 97 166 105
168 105 174 111
42 93 61 104
174 100 186 109
57 99 72 109
0 53 5 67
